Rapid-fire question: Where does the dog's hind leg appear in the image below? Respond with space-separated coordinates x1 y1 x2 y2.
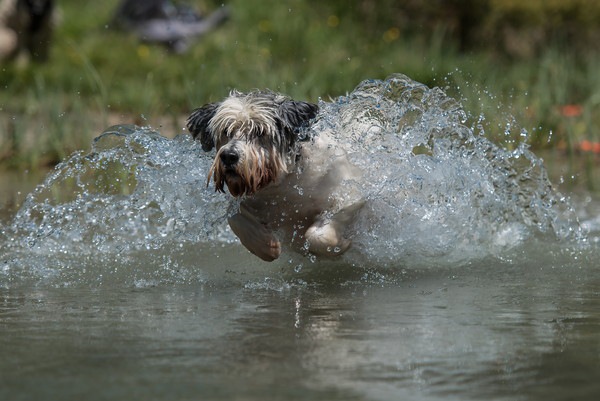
304 200 365 257
228 205 282 262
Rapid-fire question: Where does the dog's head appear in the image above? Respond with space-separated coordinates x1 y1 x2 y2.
186 90 319 197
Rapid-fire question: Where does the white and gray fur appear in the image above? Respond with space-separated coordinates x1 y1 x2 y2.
187 90 363 262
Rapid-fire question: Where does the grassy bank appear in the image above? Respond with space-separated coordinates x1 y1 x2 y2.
1 0 600 170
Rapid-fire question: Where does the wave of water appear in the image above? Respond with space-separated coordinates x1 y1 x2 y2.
0 74 589 287
316 75 583 265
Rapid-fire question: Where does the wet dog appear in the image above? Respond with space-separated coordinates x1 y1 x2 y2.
186 90 364 261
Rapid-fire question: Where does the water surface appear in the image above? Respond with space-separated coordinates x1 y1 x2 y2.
2 261 599 401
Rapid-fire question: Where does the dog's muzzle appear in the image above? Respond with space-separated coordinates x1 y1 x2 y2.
219 148 245 196
219 148 239 168
208 145 246 197
208 139 281 198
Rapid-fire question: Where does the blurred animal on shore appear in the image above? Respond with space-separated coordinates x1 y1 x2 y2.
186 90 364 262
111 0 229 53
0 0 56 62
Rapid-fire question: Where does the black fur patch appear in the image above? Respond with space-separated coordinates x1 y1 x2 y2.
186 102 220 151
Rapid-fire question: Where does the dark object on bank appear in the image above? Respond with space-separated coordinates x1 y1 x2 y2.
111 0 229 53
0 0 56 62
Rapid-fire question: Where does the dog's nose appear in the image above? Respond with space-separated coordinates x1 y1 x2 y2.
220 148 239 166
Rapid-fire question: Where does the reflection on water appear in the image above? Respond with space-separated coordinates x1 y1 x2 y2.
1 74 600 400
1 264 599 401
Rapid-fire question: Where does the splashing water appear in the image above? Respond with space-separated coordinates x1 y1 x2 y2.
0 74 585 287
314 75 582 265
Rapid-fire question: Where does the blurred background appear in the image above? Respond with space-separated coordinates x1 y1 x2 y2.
1 0 600 173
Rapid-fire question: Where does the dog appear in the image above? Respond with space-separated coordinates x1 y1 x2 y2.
0 0 55 62
186 90 364 262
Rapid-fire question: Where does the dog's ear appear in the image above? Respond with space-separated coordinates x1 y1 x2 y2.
186 102 220 151
278 100 319 138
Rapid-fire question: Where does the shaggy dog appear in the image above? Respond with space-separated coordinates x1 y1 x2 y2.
186 90 364 261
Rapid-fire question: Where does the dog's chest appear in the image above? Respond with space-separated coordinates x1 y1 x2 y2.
241 178 326 230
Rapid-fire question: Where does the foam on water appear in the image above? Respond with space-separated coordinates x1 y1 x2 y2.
0 74 587 287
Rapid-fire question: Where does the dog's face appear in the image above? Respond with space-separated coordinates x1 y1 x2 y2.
186 91 319 197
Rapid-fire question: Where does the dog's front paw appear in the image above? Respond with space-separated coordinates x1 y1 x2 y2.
251 235 282 262
228 214 281 262
304 222 351 257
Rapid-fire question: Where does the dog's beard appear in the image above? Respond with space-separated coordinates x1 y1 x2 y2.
207 146 288 197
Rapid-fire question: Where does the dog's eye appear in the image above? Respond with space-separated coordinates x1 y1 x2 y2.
215 133 230 148
253 133 273 146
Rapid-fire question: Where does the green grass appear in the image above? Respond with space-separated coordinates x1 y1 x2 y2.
1 0 600 170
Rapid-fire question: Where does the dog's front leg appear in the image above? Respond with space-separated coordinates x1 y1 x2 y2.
304 219 351 256
228 205 281 262
304 200 365 257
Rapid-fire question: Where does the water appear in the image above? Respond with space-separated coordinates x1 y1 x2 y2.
1 74 599 400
